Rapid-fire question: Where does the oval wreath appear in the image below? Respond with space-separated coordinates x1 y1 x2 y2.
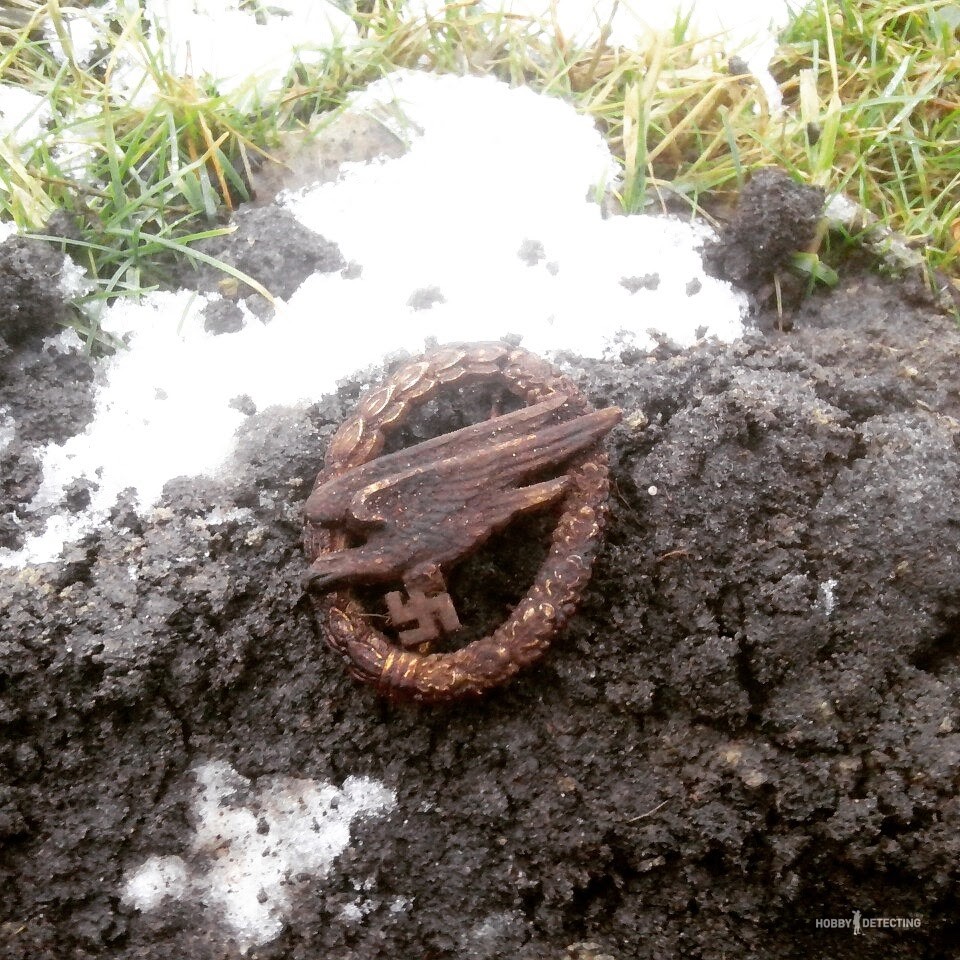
303 342 614 703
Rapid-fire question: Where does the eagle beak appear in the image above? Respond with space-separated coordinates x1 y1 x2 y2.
302 548 368 593
303 572 322 592
303 563 337 593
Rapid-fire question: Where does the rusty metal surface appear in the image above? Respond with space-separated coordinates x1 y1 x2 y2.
303 342 620 703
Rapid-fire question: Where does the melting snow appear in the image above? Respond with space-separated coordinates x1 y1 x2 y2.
1 69 748 569
122 761 397 953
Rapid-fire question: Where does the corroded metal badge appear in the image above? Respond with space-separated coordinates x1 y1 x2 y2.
303 343 621 703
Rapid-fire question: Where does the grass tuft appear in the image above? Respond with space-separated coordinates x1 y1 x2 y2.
0 0 957 341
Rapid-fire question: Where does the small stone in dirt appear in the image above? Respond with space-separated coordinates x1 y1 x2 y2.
202 299 245 335
620 273 660 293
62 479 93 512
518 238 545 265
566 942 617 960
407 286 446 311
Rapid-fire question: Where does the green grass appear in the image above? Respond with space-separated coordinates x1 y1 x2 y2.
1 0 958 335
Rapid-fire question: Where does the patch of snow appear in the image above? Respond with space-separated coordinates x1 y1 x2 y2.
57 255 94 299
109 0 359 111
288 71 746 361
0 85 51 148
205 505 256 526
818 578 838 616
459 909 527 951
42 327 85 355
825 194 861 222
123 855 190 912
48 101 109 183
3 512 96 568
339 895 382 922
43 4 111 65
339 886 410 923
0 410 15 454
122 760 397 954
0 220 18 243
1 70 748 570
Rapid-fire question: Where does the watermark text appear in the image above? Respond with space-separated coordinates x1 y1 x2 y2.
815 910 922 935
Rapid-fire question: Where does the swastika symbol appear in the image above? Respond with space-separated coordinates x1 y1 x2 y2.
385 587 462 649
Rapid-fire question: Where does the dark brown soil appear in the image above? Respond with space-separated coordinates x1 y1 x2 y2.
2 171 959 959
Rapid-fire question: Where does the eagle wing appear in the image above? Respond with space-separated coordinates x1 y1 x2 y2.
303 396 620 586
350 401 620 535
305 394 567 526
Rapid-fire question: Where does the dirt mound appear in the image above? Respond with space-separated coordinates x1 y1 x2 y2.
2 212 959 956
